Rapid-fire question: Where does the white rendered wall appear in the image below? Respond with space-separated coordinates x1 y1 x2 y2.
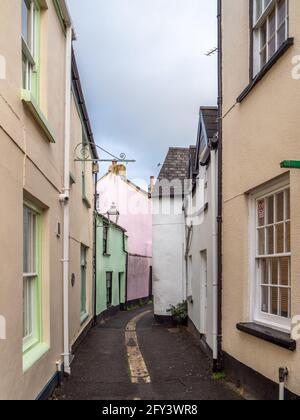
153 196 186 316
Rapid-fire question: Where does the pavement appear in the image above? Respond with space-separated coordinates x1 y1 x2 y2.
54 306 242 400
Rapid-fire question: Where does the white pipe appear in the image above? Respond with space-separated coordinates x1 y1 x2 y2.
62 25 72 376
211 149 218 363
279 382 285 401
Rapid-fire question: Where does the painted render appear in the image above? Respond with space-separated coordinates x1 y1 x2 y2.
222 0 300 397
185 157 217 353
96 214 128 315
97 165 152 303
0 1 95 400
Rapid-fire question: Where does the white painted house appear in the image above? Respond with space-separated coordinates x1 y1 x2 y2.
152 148 191 321
184 107 219 367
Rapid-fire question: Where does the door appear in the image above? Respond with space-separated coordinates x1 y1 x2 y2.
118 272 125 305
200 250 208 335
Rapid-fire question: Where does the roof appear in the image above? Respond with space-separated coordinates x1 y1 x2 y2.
192 106 218 173
200 107 218 140
158 147 190 182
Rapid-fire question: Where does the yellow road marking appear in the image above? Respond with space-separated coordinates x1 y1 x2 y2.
125 310 152 384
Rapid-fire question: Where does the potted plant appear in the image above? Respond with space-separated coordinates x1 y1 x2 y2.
167 301 188 326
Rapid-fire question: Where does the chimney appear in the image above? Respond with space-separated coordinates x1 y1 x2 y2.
149 176 155 194
108 161 127 178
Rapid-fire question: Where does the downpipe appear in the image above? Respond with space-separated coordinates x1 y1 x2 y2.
62 24 73 376
279 367 289 401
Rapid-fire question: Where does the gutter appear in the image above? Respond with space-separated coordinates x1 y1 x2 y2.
215 0 223 372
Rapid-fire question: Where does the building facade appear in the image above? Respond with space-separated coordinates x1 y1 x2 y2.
0 0 96 400
96 214 128 317
153 148 190 320
184 107 219 365
97 162 152 306
221 0 300 399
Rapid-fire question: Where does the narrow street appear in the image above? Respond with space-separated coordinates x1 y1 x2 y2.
54 306 241 401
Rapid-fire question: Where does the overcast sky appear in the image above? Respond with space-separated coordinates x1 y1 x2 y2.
68 0 218 185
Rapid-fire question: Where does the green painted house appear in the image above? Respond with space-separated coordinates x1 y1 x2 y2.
96 214 128 316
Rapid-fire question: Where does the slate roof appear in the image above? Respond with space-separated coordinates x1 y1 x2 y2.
200 106 218 140
158 147 190 181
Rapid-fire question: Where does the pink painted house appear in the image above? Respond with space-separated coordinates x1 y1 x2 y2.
97 162 152 304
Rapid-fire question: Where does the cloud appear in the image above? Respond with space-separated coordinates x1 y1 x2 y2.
68 0 217 182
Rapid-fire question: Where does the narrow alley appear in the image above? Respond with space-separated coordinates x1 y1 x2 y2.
54 307 241 401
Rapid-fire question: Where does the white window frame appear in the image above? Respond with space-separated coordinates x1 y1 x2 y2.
252 0 289 77
22 0 39 92
249 177 291 333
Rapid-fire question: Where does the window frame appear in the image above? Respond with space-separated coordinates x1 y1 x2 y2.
252 0 289 77
23 201 42 353
80 244 88 322
249 178 291 333
106 272 113 308
22 0 41 99
103 223 110 255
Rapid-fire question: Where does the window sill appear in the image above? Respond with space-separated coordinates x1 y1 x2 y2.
82 196 92 209
23 342 50 373
103 253 111 257
237 38 294 103
80 312 89 326
21 89 56 143
236 322 296 352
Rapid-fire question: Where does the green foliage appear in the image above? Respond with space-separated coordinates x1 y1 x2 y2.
167 301 188 324
212 371 226 381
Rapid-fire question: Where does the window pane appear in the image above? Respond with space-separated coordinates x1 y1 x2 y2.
23 276 34 339
286 221 291 252
267 195 274 224
257 200 265 226
280 288 289 318
260 22 267 48
276 192 284 222
276 223 284 254
22 0 30 45
23 207 29 272
268 36 276 58
260 259 269 284
279 257 289 286
277 23 286 47
271 259 278 285
286 189 290 220
266 226 274 254
271 287 278 315
260 47 267 67
261 286 269 313
277 0 286 26
268 10 276 38
258 228 265 255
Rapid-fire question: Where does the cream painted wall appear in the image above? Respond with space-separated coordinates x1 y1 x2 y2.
69 93 94 347
222 0 300 396
0 0 94 400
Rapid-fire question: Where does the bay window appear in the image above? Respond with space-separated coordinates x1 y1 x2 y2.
252 0 289 76
253 183 291 331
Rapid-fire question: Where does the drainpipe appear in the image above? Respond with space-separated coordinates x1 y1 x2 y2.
211 149 218 367
62 24 72 376
279 367 289 401
216 0 223 372
93 170 98 324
